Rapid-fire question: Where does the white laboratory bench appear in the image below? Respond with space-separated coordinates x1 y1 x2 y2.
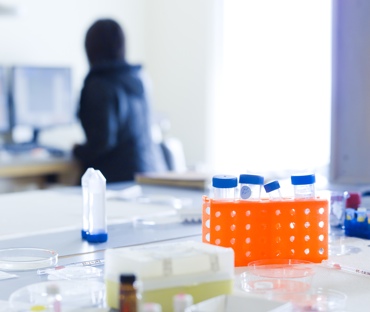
0 184 369 311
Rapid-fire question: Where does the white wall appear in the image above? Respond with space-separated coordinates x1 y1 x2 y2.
0 0 220 168
330 0 370 185
0 0 146 96
144 0 222 170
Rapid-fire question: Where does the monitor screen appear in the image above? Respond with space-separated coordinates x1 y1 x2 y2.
0 67 10 133
11 66 75 132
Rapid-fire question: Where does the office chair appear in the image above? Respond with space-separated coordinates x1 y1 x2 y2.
160 137 187 172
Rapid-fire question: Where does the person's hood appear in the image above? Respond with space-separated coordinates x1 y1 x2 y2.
89 61 144 95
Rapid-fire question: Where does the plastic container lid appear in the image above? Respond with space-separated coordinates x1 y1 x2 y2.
0 248 58 271
212 175 237 188
239 174 264 185
105 241 235 291
264 181 280 193
290 174 316 185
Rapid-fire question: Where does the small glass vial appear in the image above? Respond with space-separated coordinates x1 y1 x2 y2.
173 293 193 312
212 175 237 200
119 274 141 312
357 207 367 222
46 284 62 312
330 191 349 228
345 208 355 221
239 174 264 200
290 173 316 199
142 302 162 312
264 180 282 200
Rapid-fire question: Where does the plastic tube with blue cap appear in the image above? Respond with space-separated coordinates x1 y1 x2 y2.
291 173 316 199
212 175 237 201
239 174 264 200
81 168 108 243
264 180 282 200
81 168 95 239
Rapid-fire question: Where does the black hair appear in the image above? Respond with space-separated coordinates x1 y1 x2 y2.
85 18 126 66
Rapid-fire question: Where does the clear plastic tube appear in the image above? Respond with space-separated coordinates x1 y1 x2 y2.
212 175 237 201
81 168 95 240
264 180 282 200
82 168 108 243
239 174 264 200
291 174 316 199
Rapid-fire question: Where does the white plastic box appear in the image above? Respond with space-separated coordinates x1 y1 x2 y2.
104 241 235 312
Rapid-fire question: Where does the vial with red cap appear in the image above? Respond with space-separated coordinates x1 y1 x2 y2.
346 192 361 209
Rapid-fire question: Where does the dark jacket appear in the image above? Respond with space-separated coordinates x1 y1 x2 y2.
73 61 166 183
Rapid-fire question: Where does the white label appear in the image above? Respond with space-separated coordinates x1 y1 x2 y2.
240 185 252 199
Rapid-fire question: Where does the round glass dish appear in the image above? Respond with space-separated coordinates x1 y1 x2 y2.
274 287 347 311
0 248 58 271
9 280 105 311
240 259 315 294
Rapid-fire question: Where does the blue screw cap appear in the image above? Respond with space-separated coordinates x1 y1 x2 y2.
212 175 237 188
85 232 108 243
264 180 280 193
239 174 264 185
291 174 316 185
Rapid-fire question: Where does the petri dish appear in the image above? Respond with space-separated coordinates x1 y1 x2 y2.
240 259 315 294
274 287 347 311
0 248 58 271
9 280 105 311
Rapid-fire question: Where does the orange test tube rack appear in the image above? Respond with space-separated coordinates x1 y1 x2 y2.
202 196 329 267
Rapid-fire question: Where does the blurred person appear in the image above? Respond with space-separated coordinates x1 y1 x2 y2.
73 18 166 183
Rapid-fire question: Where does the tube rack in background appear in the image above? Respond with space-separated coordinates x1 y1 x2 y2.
202 196 329 267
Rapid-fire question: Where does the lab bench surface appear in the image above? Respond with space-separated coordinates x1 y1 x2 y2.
1 185 370 311
0 183 206 302
0 223 202 300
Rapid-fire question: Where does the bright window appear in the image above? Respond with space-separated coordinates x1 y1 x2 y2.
212 0 332 178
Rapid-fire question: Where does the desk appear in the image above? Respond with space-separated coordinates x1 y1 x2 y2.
0 151 79 192
0 184 204 302
0 185 369 312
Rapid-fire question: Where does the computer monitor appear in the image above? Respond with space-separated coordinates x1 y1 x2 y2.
10 66 75 143
0 67 10 134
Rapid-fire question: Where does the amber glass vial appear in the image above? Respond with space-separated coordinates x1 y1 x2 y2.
119 274 139 312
